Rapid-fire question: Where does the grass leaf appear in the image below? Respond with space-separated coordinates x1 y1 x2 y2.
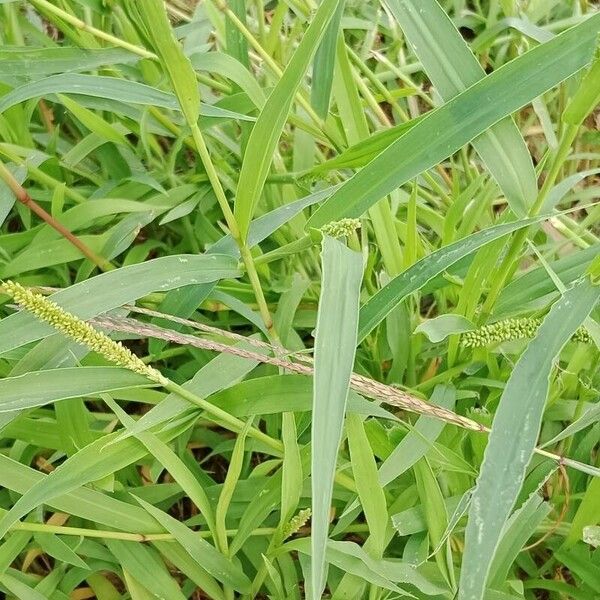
134 0 199 124
358 217 547 341
135 497 251 593
384 0 537 216
459 276 600 600
346 413 388 558
306 14 600 227
233 0 340 241
0 73 251 121
311 235 363 598
0 367 151 413
0 254 239 354
311 1 345 118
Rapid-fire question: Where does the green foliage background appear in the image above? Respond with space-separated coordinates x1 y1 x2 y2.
0 0 598 599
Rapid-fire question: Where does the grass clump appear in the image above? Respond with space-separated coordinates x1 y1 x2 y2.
0 1 598 599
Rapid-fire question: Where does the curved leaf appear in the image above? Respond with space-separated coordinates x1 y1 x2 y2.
306 14 600 228
384 0 537 216
0 253 240 354
0 73 253 121
459 277 600 600
0 367 151 412
358 217 546 341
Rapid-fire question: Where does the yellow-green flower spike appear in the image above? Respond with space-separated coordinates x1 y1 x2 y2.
2 280 168 386
321 218 361 239
283 508 312 539
461 316 591 348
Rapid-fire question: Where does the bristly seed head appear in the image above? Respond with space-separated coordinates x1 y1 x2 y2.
321 218 361 239
461 316 591 348
1 280 168 385
283 508 312 539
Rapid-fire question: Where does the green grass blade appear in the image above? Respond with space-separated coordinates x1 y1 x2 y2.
122 570 156 600
0 47 139 76
233 0 339 241
279 412 303 529
111 341 265 442
413 458 452 586
378 385 455 486
346 413 388 558
358 217 543 341
0 253 240 354
311 1 345 118
289 538 445 595
0 572 48 600
0 367 150 413
384 0 537 216
540 402 600 448
225 0 250 69
103 395 217 540
0 73 252 120
306 14 600 228
57 93 129 146
554 546 600 593
214 185 340 257
105 540 187 600
214 418 252 555
229 472 283 557
459 276 600 600
135 0 200 124
311 235 363 599
152 542 226 600
311 118 423 173
0 530 30 576
0 3 597 596
34 532 89 569
191 51 265 109
0 453 166 534
565 477 600 548
495 243 599 317
135 497 251 594
488 491 551 587
0 413 196 541
208 375 397 420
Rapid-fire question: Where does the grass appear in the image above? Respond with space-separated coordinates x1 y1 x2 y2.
0 0 599 599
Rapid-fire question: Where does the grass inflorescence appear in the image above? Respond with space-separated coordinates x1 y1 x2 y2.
1 280 168 384
460 316 593 348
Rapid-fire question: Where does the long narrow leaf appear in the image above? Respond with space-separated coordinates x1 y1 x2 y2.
0 367 151 412
306 14 600 228
135 497 251 593
459 277 600 600
0 47 139 76
384 0 537 216
358 216 546 340
234 0 339 241
0 253 239 354
311 236 363 599
0 73 251 121
311 1 345 117
135 0 200 124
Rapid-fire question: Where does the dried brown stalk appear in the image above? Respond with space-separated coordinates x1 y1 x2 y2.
91 311 593 474
0 161 113 272
94 313 488 432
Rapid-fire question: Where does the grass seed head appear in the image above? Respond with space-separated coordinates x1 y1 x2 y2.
283 508 312 539
321 218 361 239
1 280 168 385
461 316 591 348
